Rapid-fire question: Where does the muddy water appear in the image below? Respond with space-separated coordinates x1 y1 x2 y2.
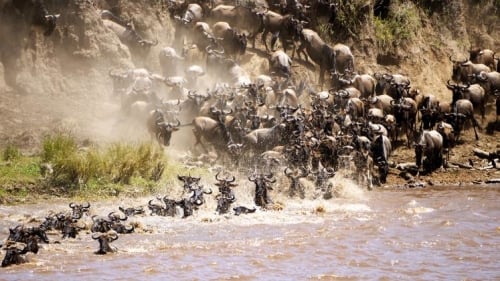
1 181 499 280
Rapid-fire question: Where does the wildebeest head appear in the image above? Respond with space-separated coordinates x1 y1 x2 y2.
284 167 308 199
119 206 145 216
445 80 469 105
1 242 28 268
233 206 257 216
449 55 469 82
248 172 275 207
91 215 113 233
108 212 128 222
189 185 213 206
177 175 202 191
69 202 90 219
151 109 181 146
92 232 119 255
215 172 237 194
215 192 236 215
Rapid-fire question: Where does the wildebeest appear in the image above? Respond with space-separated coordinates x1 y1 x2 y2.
147 109 181 146
371 134 392 184
61 220 85 239
69 202 90 219
269 50 293 78
207 5 264 48
8 0 60 36
176 198 195 218
248 172 276 207
158 46 185 77
471 71 500 99
259 10 301 54
243 123 287 154
284 167 308 198
296 28 336 88
337 73 377 99
233 206 257 215
468 48 496 70
2 242 29 267
211 21 247 60
192 108 234 154
90 215 113 233
102 17 158 56
415 130 444 174
92 232 119 255
450 56 491 84
173 3 205 49
444 99 480 142
390 97 418 147
119 206 145 216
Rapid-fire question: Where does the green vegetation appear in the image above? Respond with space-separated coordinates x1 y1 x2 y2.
374 1 421 49
2 144 21 161
319 0 371 41
0 132 204 203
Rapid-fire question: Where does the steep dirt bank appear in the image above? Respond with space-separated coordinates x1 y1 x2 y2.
0 0 499 195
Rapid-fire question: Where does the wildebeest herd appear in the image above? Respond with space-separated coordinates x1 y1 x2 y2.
1 172 262 267
104 0 499 179
2 0 500 268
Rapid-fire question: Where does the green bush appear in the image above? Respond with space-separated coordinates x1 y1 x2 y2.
374 1 421 48
42 133 167 188
324 0 371 40
41 133 78 163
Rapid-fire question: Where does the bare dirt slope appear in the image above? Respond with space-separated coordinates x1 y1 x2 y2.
0 0 499 185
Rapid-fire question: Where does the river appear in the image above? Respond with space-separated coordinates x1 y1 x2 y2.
1 178 499 280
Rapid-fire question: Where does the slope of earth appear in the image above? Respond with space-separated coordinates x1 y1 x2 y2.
0 0 499 199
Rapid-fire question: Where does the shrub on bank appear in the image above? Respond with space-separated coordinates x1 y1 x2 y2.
42 133 167 188
0 132 212 201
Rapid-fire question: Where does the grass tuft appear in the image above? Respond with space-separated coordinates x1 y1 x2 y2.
2 144 21 161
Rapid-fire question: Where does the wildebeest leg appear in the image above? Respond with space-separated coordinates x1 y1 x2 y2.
319 65 325 90
192 128 209 153
261 29 270 51
296 42 307 61
470 115 479 140
270 32 279 52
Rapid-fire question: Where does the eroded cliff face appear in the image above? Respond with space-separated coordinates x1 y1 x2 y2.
0 0 498 148
0 0 176 96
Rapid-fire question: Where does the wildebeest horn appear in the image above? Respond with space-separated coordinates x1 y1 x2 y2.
215 171 224 181
91 233 101 240
478 72 488 81
284 167 293 177
264 173 275 182
203 188 212 194
174 119 181 127
83 202 90 208
227 175 235 183
69 202 76 208
109 232 119 241
248 174 256 182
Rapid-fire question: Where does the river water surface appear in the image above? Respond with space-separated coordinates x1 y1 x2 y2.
1 180 499 280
